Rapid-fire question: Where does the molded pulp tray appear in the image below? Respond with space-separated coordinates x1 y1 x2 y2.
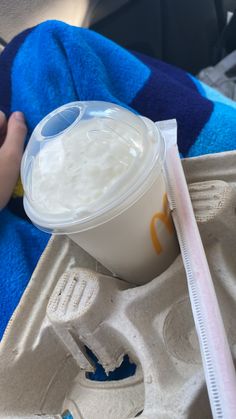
1 151 236 419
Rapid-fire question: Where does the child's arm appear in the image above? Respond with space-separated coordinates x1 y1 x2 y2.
0 111 27 210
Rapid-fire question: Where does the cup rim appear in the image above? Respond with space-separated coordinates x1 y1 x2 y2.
23 111 165 234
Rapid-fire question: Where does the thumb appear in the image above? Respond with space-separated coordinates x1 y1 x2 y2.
0 112 27 209
2 112 27 158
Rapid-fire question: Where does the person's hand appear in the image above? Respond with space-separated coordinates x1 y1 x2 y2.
0 111 27 210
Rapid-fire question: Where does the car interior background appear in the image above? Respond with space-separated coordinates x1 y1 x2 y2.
0 0 236 75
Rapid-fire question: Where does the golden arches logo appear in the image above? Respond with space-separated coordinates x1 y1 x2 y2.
150 193 174 254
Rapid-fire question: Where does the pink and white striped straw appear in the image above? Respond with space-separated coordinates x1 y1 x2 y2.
157 120 236 419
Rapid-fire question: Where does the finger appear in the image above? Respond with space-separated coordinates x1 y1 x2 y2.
2 111 27 158
0 112 27 209
0 110 7 146
0 110 6 130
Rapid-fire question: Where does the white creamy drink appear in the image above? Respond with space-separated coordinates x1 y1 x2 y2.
22 101 179 284
31 116 142 219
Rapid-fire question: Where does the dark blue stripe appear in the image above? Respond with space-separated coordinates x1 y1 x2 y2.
131 56 214 155
133 51 198 91
0 27 34 117
7 197 30 222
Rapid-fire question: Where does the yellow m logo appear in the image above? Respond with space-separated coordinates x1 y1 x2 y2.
150 193 174 254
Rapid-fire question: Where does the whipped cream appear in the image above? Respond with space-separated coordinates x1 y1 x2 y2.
30 118 142 216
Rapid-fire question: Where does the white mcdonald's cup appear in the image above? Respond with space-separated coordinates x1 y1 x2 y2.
21 101 179 284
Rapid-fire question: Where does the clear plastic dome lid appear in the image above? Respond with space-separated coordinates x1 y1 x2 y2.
21 101 165 233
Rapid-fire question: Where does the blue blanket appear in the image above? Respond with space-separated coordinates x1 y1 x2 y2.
0 20 236 341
